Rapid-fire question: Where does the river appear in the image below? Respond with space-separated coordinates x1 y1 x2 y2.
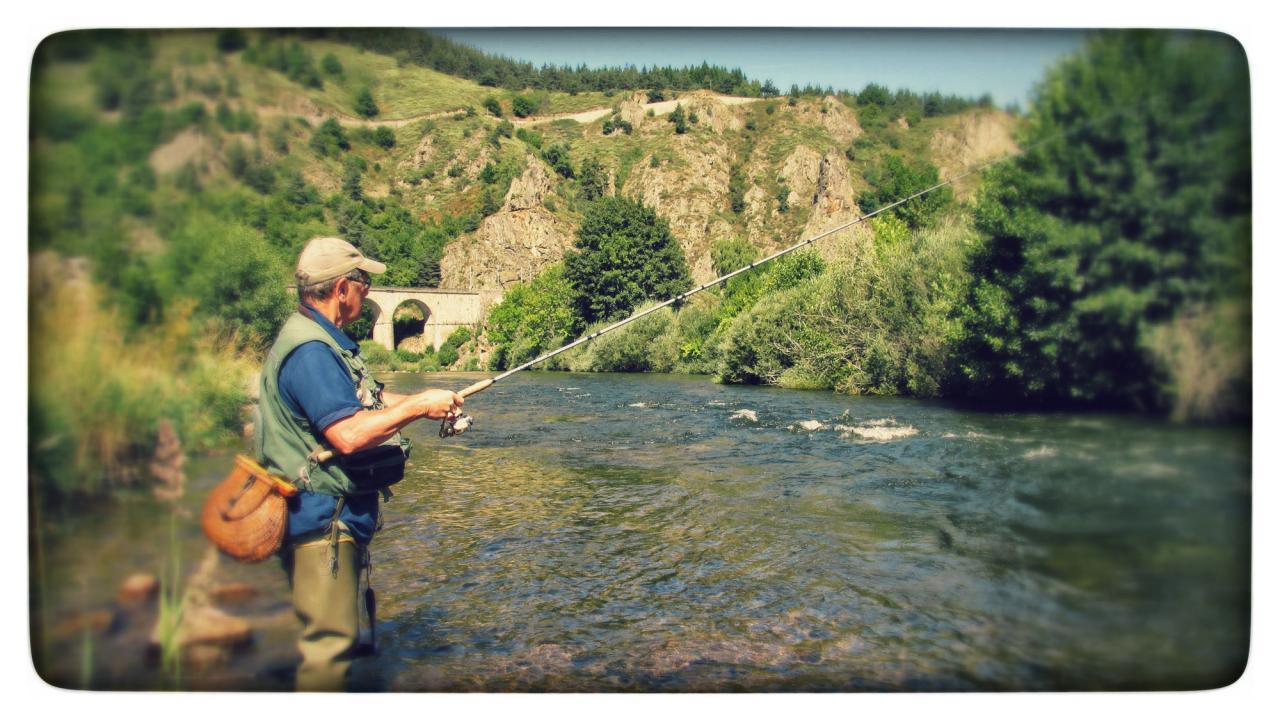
31 372 1251 691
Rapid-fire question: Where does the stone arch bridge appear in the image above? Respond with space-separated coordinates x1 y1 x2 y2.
362 287 502 352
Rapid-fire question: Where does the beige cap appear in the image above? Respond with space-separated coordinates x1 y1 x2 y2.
295 236 386 286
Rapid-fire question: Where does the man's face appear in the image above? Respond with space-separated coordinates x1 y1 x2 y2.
337 270 371 327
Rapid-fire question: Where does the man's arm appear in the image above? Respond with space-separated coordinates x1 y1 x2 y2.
322 388 463 455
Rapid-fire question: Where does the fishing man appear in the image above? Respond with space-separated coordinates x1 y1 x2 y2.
256 236 463 691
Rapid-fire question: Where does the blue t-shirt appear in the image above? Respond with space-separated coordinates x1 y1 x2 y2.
277 305 380 544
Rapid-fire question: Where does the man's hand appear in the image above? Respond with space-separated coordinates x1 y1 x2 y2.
411 388 464 420
323 388 464 455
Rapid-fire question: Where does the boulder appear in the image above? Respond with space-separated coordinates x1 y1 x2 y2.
118 573 160 604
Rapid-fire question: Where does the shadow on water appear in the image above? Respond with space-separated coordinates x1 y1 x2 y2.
31 371 1251 691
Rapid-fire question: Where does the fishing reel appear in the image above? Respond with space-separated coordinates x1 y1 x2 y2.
440 412 473 438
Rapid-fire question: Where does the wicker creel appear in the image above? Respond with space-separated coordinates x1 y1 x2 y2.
201 454 296 563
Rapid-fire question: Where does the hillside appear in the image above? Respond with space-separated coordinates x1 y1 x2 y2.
32 29 1016 294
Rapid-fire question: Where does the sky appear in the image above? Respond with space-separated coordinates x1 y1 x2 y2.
439 28 1087 109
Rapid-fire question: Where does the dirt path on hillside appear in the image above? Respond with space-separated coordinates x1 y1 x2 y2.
254 94 762 129
514 95 762 126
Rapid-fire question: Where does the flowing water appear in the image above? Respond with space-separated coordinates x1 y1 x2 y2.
31 372 1251 691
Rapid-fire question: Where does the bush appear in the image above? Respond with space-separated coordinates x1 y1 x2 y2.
484 264 576 370
718 215 970 396
516 127 543 149
542 143 574 178
436 344 459 367
321 52 343 76
359 340 394 367
511 94 536 118
354 88 379 118
309 117 349 157
373 125 396 148
483 96 502 117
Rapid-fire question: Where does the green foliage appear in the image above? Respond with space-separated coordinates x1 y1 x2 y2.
956 31 1250 416
436 344 459 367
216 29 247 53
719 216 969 396
358 340 395 367
309 117 350 157
563 196 692 328
482 96 502 117
354 88 379 118
669 103 689 134
321 52 344 76
857 82 891 107
711 237 759 277
578 156 609 201
858 155 952 228
542 143 575 179
516 127 543 149
511 94 536 117
728 167 747 214
372 125 396 148
563 306 680 373
485 264 577 370
775 185 790 213
245 38 323 89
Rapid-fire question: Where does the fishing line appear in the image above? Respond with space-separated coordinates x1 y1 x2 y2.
440 104 1134 434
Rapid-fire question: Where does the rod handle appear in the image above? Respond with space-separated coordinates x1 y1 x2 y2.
458 378 495 398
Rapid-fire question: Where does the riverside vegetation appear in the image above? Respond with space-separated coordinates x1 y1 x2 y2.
28 29 1249 498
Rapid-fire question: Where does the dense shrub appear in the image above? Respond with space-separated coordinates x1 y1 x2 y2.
354 88 379 118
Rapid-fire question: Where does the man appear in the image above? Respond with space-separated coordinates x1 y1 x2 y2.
256 236 463 691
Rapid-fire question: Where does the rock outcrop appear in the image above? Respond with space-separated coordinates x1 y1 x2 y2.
440 160 576 290
929 110 1018 197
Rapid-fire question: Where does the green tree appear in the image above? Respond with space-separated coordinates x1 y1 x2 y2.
216 29 247 53
956 31 1251 415
483 96 502 117
578 156 609 201
563 197 692 327
728 166 747 214
354 88 379 118
321 52 343 76
668 103 688 134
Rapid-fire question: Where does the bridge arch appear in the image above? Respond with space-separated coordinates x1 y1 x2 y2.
363 287 494 352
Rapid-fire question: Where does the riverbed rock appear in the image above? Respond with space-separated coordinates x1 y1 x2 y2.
51 609 119 641
118 573 160 604
178 606 253 649
210 582 260 605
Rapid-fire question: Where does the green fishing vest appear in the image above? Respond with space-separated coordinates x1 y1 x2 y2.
255 311 411 497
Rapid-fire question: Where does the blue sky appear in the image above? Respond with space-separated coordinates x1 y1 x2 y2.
439 28 1087 109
